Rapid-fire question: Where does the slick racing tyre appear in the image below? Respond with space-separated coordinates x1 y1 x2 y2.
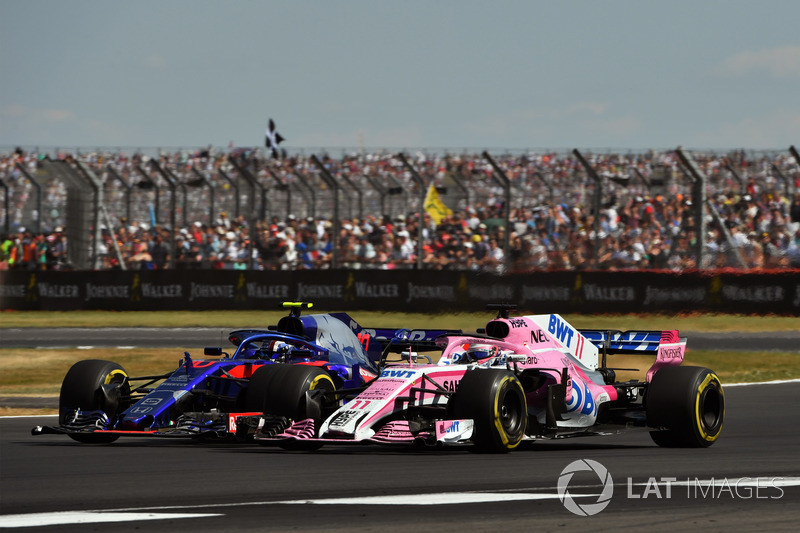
59 359 131 444
450 369 527 453
246 365 336 449
646 366 724 448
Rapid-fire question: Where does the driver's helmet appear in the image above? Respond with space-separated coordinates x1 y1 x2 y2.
267 340 292 355
444 343 471 364
465 343 499 361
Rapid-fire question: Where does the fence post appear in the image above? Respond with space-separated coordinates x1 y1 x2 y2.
292 172 316 220
482 151 512 273
311 155 340 269
571 149 603 269
135 165 159 224
0 178 8 235
675 147 708 269
362 173 388 215
532 171 554 203
149 160 178 269
397 153 427 270
227 156 265 270
13 163 42 234
632 168 650 192
41 157 93 269
266 169 290 221
105 164 133 226
217 169 239 219
339 169 364 221
189 166 215 225
724 164 746 194
74 160 127 271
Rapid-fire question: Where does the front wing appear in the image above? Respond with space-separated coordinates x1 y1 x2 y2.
235 416 476 447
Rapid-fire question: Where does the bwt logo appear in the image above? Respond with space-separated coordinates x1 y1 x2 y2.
557 459 613 516
548 315 575 346
380 369 416 379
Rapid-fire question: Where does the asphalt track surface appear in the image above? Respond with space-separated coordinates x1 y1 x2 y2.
1 382 799 532
3 327 800 351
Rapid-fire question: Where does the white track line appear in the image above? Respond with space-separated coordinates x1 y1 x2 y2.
0 511 222 529
725 378 800 387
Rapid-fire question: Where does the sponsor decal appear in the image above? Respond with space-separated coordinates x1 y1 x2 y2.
189 283 234 301
329 409 359 427
439 380 459 392
297 283 342 300
141 283 183 298
547 315 575 347
355 282 399 298
583 284 635 302
658 346 683 359
509 318 526 329
85 283 129 301
358 366 377 382
531 330 548 343
380 369 417 379
356 380 407 400
0 284 26 298
721 284 784 303
522 285 571 302
565 379 595 415
246 283 289 299
406 283 456 302
492 354 538 366
643 286 705 305
467 284 514 301
36 282 79 298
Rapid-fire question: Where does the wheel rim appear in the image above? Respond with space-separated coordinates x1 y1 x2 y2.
699 385 722 430
499 388 523 434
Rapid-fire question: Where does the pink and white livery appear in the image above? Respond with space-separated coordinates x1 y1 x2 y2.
236 306 725 452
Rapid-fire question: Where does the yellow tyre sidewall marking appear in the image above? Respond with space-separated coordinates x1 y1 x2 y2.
309 373 335 391
104 369 128 385
695 372 723 442
493 376 522 450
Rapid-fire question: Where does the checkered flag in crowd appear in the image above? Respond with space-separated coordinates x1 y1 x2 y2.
265 118 285 158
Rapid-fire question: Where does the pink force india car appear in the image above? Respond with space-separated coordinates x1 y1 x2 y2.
235 305 725 453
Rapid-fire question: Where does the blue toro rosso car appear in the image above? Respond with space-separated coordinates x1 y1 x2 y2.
33 303 456 443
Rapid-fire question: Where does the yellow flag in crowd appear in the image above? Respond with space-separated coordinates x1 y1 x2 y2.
424 184 452 224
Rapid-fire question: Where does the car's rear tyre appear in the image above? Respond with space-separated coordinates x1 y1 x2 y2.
59 359 130 444
449 369 527 453
246 364 336 450
646 366 724 448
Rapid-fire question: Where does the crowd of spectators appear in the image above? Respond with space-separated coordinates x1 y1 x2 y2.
1 146 799 272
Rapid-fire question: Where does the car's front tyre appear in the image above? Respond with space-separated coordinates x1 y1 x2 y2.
59 359 130 444
449 369 527 453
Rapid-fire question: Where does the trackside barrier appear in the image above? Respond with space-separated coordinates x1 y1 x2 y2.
0 269 798 314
